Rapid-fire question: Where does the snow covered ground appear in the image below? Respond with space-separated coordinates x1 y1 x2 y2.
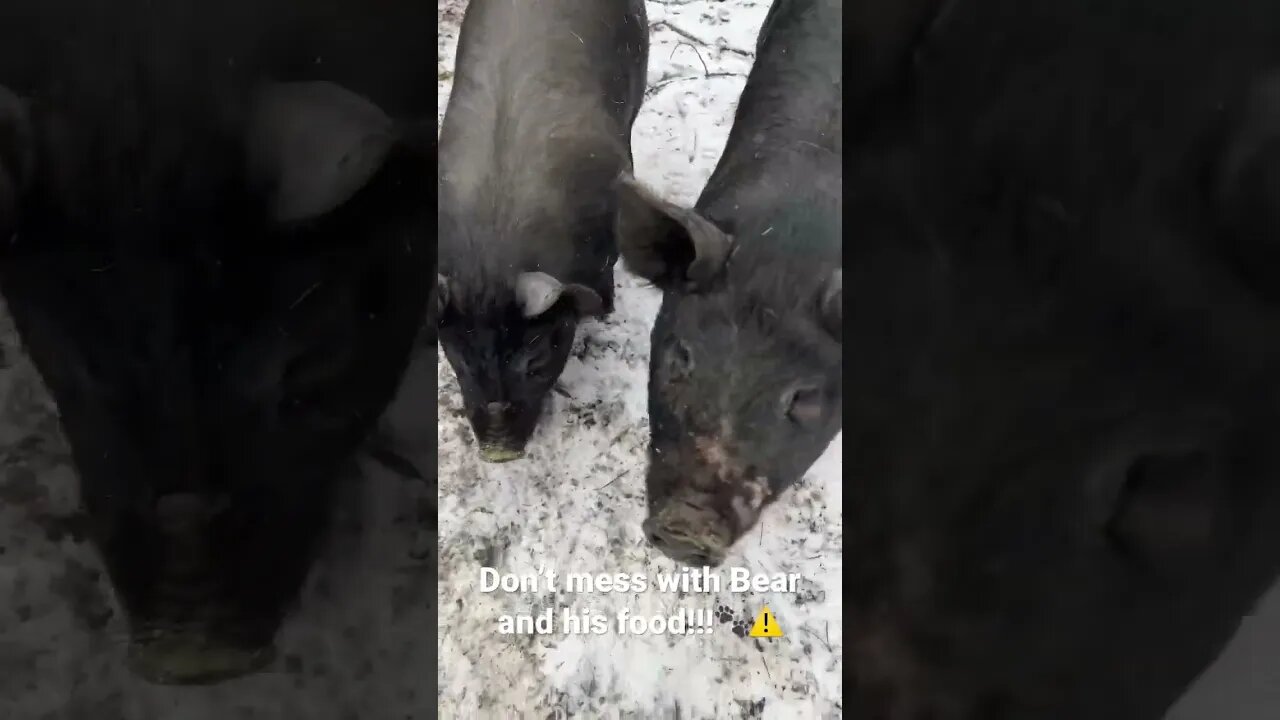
435 1 843 718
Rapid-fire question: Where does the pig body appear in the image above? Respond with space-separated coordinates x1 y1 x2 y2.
0 0 433 684
436 0 649 462
615 0 842 566
837 0 1280 718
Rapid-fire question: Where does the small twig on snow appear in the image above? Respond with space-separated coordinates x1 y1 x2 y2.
801 623 833 653
598 468 628 490
649 20 754 59
644 71 746 99
669 41 710 76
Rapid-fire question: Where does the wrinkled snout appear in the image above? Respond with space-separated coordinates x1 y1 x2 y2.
471 401 531 463
643 495 737 567
128 630 275 685
125 492 276 685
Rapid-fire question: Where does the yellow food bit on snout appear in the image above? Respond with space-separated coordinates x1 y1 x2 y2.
478 446 525 463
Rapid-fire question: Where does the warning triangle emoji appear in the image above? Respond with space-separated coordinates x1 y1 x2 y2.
749 606 783 638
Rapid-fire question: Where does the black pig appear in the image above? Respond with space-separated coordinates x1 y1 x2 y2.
836 0 1280 718
436 0 649 462
614 0 842 566
0 0 433 685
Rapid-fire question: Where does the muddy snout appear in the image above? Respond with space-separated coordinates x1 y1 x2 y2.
643 497 736 567
128 630 276 685
125 492 276 685
471 401 531 463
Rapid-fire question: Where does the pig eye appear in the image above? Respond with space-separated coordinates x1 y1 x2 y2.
782 384 824 427
282 346 350 395
666 340 694 378
516 335 552 376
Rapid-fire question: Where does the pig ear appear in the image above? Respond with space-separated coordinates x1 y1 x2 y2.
0 85 33 231
614 173 733 291
1095 430 1230 577
1214 72 1280 293
431 273 450 325
247 81 398 224
515 271 604 319
817 269 842 342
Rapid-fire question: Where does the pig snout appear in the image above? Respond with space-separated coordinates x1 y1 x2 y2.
125 492 275 685
128 632 276 686
642 493 738 567
642 439 774 565
470 401 530 463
